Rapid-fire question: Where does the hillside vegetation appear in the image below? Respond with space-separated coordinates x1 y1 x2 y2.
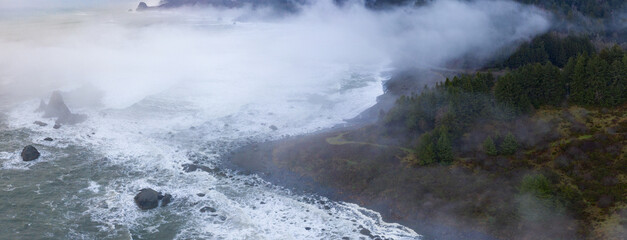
231 34 627 239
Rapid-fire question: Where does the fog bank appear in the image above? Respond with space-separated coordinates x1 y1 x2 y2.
0 0 550 109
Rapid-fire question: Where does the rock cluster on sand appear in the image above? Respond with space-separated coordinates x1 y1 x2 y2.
21 145 40 161
134 188 173 210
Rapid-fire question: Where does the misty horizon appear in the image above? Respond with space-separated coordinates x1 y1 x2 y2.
0 0 550 109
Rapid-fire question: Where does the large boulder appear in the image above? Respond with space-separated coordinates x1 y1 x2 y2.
134 188 173 210
21 145 40 161
134 188 160 210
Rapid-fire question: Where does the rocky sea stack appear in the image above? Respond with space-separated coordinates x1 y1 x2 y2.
21 145 40 161
39 91 86 124
136 2 151 11
42 91 72 119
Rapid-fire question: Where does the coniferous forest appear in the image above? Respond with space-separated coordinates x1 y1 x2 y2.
378 34 626 239
386 43 626 166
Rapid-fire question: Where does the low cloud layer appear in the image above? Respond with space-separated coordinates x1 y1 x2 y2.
0 0 550 109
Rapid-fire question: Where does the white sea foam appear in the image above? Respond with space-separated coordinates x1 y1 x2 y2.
0 1 552 238
3 61 417 238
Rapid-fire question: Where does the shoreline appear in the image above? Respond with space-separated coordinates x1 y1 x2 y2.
225 127 500 240
224 70 501 240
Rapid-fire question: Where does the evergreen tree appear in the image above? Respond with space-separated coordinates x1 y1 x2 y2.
586 55 610 106
416 133 436 165
501 132 519 155
562 57 577 96
436 131 454 164
606 59 627 106
483 136 498 156
598 45 624 64
498 33 593 69
541 62 565 106
569 54 590 105
495 73 531 114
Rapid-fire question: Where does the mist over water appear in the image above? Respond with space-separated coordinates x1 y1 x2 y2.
0 0 550 108
0 0 551 239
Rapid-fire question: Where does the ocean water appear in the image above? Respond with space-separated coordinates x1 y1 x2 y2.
0 7 419 240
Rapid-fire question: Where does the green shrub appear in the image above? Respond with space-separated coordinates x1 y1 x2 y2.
519 174 553 199
500 132 518 155
483 136 498 156
416 133 436 165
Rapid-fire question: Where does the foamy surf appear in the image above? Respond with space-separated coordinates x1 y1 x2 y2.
0 64 420 239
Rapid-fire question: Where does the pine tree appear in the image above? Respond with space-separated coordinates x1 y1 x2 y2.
562 57 576 96
416 133 436 165
501 132 518 155
569 54 589 105
606 60 626 106
495 73 531 114
586 55 610 106
483 136 498 156
436 131 454 164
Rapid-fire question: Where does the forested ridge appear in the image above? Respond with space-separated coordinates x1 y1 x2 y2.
385 46 625 162
372 0 626 19
513 0 625 18
372 34 626 238
158 0 626 19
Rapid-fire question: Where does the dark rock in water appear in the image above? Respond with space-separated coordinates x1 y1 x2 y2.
359 227 374 238
134 188 161 210
44 137 53 141
33 121 48 127
200 206 216 213
269 125 278 131
53 123 61 129
197 193 206 197
161 193 172 207
134 188 173 210
21 145 40 161
182 163 219 173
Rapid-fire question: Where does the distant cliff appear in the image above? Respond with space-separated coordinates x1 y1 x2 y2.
150 0 426 12
155 0 309 12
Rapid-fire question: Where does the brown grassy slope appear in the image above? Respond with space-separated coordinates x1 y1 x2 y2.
230 104 626 240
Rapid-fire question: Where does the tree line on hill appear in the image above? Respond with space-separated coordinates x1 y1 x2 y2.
384 36 626 165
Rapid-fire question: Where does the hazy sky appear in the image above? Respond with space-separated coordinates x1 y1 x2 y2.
0 0 551 108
